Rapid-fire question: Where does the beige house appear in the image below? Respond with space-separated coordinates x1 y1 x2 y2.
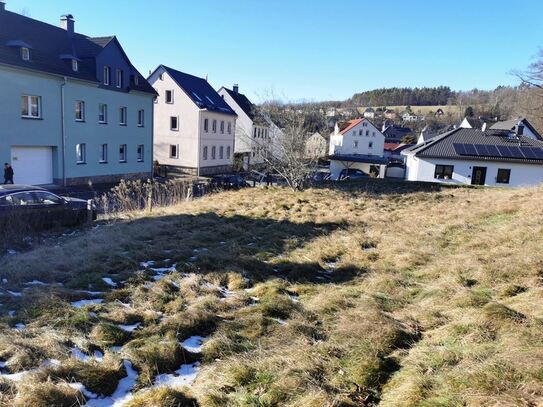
148 65 237 176
305 132 327 158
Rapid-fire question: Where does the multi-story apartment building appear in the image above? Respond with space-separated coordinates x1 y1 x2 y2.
217 85 270 169
0 4 156 185
148 66 237 176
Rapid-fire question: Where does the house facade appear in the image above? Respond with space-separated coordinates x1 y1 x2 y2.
305 132 327 158
0 6 156 185
328 118 387 179
148 66 237 176
403 123 543 187
217 85 270 169
363 107 375 119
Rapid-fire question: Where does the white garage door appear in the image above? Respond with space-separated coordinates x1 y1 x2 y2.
10 146 53 185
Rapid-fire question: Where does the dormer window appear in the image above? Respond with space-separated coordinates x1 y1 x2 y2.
72 59 78 72
21 47 30 61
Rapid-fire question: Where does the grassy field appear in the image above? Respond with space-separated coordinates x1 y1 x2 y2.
0 181 542 406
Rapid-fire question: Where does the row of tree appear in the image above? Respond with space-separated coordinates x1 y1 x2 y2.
350 86 454 106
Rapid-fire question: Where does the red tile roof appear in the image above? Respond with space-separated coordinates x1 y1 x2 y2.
340 119 364 135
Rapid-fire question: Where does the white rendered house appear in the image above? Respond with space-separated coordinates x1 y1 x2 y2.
328 118 387 179
148 66 237 176
403 122 543 187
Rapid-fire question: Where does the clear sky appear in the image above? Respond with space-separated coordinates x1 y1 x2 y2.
6 0 543 102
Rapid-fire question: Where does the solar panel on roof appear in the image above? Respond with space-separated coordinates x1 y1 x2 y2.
453 143 467 155
520 147 537 159
474 144 490 156
508 146 524 159
463 144 477 155
531 147 543 159
485 145 500 157
497 145 512 158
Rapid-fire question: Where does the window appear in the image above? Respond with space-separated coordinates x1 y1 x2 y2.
226 146 231 159
31 192 63 205
21 95 41 118
434 165 454 180
137 109 144 127
211 146 216 159
76 143 86 164
119 144 127 162
170 116 179 131
104 66 111 85
369 142 373 148
119 107 127 125
170 145 178 159
99 104 108 123
159 73 164 81
212 120 217 133
72 59 78 72
372 132 376 137
359 130 363 136
254 128 257 138
227 122 232 134
204 118 209 132
21 47 30 61
116 69 123 88
203 146 208 160
220 121 225 134
165 90 174 104
75 101 85 122
354 141 359 148
219 146 224 159
100 144 108 163
363 122 368 127
137 144 144 162
496 168 511 184
366 130 370 136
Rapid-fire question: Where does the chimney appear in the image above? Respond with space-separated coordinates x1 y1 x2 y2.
481 122 487 132
233 84 239 93
60 14 75 35
0 1 5 11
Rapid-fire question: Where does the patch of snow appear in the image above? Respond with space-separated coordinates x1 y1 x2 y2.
0 361 7 368
116 301 131 308
24 280 49 286
189 256 198 262
71 347 104 363
218 286 234 298
153 362 201 389
0 370 31 381
289 294 300 303
78 290 104 296
7 250 17 255
151 265 177 273
117 323 141 332
7 290 22 297
140 261 155 268
71 299 103 308
272 318 287 325
41 359 60 367
68 382 98 399
14 323 25 330
1 278 6 284
94 351 104 361
8 310 15 317
102 278 117 287
109 346 122 353
180 336 207 353
84 360 138 407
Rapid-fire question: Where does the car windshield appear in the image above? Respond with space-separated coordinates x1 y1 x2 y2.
3 191 62 206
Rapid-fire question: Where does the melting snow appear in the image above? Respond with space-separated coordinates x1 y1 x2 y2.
180 336 207 353
7 290 22 297
140 261 155 268
7 250 17 255
272 318 287 325
117 323 141 332
24 280 49 286
289 294 300 303
71 299 104 308
0 361 7 368
84 360 138 407
154 362 200 388
14 323 25 330
102 278 117 287
8 310 15 317
68 382 98 399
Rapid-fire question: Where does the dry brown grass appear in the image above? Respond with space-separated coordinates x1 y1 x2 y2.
0 181 542 406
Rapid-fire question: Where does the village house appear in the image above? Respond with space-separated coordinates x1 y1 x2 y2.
402 120 543 187
363 107 375 119
148 65 237 176
328 118 387 179
305 132 328 158
217 85 270 169
382 123 412 144
384 109 397 120
0 4 156 185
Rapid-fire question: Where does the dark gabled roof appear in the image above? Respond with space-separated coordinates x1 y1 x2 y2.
383 125 412 142
404 127 543 165
0 9 155 94
490 117 542 140
156 66 236 116
220 87 259 120
328 154 388 165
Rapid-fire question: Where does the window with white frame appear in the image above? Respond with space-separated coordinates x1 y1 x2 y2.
104 66 111 85
119 144 127 162
75 101 85 122
76 143 86 163
366 130 370 136
170 116 179 131
212 120 217 133
363 122 367 127
170 145 178 159
203 146 208 160
116 69 123 88
72 59 78 72
228 122 232 134
226 146 231 159
204 118 209 132
21 95 41 118
211 146 216 159
119 107 127 125
100 144 108 163
369 141 373 148
219 146 224 159
165 90 174 104
137 144 144 162
21 47 30 61
354 140 359 148
359 130 363 136
137 109 144 127
99 104 107 123
220 121 224 133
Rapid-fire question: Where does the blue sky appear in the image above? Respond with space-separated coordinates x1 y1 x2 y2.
7 0 543 102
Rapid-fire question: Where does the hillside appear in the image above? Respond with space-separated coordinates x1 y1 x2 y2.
0 182 542 406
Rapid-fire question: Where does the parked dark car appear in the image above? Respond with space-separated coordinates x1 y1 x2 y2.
210 174 250 190
339 168 370 181
311 171 331 183
0 185 96 230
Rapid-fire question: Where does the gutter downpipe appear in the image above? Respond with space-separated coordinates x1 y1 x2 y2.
61 76 68 187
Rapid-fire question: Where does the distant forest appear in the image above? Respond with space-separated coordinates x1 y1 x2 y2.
350 86 454 106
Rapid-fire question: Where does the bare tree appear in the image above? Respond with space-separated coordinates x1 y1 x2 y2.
513 49 543 131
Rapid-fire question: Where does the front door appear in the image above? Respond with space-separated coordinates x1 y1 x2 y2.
471 166 487 185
